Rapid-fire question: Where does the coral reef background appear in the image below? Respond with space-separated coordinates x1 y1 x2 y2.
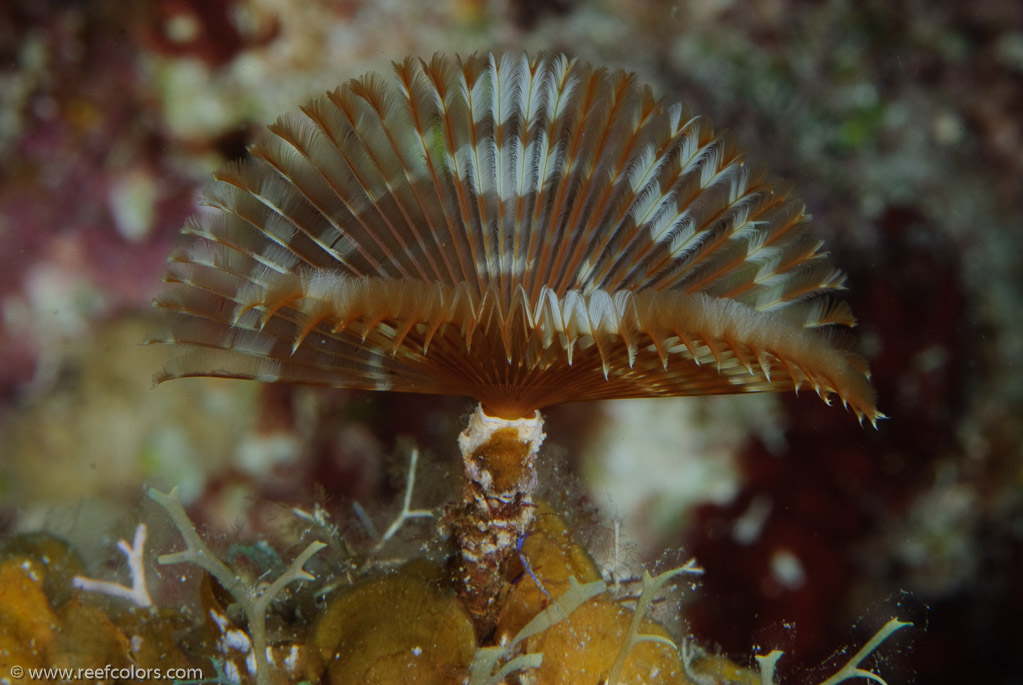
1 0 1020 683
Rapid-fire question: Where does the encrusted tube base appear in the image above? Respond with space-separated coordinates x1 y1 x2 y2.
447 404 546 636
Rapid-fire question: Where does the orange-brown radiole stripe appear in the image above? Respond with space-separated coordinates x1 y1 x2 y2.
154 272 878 425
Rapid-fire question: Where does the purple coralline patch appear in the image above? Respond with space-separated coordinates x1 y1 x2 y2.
0 0 206 399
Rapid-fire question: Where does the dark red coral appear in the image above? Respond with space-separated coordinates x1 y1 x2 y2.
142 0 278 68
684 206 971 682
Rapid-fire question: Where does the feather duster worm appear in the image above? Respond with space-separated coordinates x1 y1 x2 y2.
150 52 880 632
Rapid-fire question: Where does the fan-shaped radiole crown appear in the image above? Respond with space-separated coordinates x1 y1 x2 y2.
151 51 881 425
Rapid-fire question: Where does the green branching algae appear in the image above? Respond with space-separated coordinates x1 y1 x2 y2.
149 487 325 685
